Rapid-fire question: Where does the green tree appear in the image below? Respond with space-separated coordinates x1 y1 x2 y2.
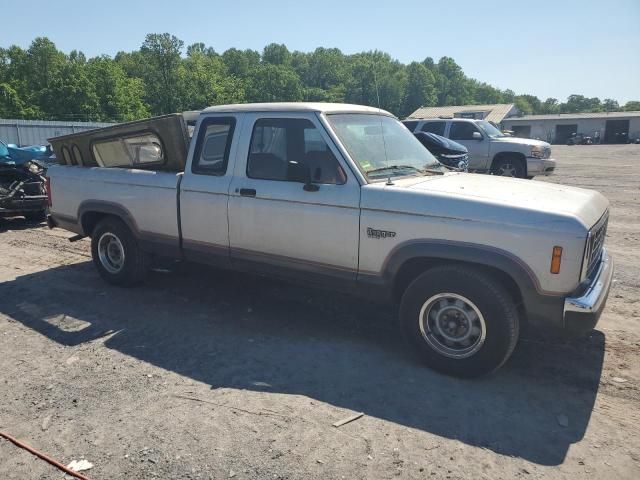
306 47 346 95
247 64 303 102
44 58 100 120
290 51 310 82
186 42 217 58
517 94 542 114
436 57 472 106
178 49 245 109
624 100 640 111
602 98 620 112
472 81 505 104
402 62 436 117
561 94 603 113
140 33 184 114
88 57 149 121
222 48 260 77
345 51 406 113
540 98 560 114
0 35 630 121
262 43 291 66
514 96 533 115
0 83 33 118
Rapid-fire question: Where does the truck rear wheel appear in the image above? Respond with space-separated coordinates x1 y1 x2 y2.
399 265 519 378
91 217 149 286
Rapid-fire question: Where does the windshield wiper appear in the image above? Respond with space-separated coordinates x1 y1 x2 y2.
366 165 422 175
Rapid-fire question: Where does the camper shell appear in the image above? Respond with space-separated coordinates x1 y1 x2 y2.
48 112 200 171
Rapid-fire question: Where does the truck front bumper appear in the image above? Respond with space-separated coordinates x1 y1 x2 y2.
563 248 614 335
526 157 556 177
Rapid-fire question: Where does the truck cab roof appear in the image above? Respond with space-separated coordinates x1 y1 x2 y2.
202 102 393 116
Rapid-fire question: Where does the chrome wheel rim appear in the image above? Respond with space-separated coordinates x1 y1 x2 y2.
98 232 125 274
419 293 486 359
497 163 516 177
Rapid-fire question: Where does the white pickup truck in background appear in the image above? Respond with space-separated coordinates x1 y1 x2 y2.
46 103 613 377
402 117 557 178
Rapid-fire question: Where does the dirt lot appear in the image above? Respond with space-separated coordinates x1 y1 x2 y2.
1 145 639 480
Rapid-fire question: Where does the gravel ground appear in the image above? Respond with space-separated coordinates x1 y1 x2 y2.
1 145 639 479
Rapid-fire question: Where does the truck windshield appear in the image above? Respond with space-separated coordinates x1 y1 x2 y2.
477 120 506 138
326 114 443 180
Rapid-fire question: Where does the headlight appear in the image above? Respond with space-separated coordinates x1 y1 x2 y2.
530 146 545 158
28 162 41 173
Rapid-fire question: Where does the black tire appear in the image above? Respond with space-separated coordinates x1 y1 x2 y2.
399 265 519 378
491 156 526 178
24 210 46 222
91 217 149 286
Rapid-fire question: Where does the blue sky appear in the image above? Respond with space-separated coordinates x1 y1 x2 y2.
2 0 639 103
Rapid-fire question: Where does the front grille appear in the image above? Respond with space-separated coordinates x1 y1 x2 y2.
583 212 608 278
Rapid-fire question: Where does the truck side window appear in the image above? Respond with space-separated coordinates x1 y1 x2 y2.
191 117 236 176
449 122 480 140
420 121 446 136
247 118 345 184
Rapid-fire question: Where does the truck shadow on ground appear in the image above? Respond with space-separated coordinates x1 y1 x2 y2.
0 260 605 466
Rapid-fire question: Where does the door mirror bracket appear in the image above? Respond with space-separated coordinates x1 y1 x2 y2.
303 165 320 192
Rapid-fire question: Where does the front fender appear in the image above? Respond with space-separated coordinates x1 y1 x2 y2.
359 240 565 328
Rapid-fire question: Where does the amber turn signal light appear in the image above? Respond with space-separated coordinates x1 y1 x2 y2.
550 246 563 274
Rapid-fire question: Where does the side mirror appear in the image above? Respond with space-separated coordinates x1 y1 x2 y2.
472 131 483 140
302 165 319 192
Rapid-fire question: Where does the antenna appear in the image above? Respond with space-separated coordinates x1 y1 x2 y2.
372 62 392 185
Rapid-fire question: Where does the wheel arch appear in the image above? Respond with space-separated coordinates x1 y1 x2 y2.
78 201 139 237
491 151 527 175
384 241 541 311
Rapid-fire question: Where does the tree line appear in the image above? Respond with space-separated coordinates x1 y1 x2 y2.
1 33 639 123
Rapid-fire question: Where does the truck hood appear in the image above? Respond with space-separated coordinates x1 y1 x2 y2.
362 173 608 233
492 136 550 148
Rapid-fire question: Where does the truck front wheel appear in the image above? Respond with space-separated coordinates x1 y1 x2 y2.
399 265 519 377
91 217 149 286
491 156 525 178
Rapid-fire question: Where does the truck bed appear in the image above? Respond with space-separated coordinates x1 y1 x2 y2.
48 165 181 252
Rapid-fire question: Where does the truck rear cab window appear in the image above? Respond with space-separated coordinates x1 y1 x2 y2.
92 133 164 168
420 121 446 136
191 117 236 175
450 122 480 140
247 118 345 184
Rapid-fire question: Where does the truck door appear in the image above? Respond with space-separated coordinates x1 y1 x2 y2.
448 122 491 171
179 114 243 267
228 113 360 282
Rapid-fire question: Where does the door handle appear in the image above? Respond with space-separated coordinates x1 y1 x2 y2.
239 188 256 197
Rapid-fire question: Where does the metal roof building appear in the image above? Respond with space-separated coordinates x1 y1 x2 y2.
0 119 114 147
502 111 640 144
407 103 519 124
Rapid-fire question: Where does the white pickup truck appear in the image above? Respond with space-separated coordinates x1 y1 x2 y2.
46 103 613 377
402 117 557 178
